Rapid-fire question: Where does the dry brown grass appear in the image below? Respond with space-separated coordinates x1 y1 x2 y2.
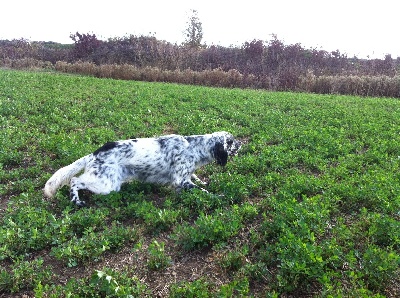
302 74 400 97
0 58 53 70
3 59 400 98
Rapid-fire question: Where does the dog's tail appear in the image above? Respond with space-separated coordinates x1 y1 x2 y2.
43 154 92 198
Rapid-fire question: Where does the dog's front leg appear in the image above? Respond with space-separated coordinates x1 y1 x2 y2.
191 174 207 186
180 180 209 193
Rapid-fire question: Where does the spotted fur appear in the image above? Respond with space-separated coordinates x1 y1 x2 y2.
44 131 241 207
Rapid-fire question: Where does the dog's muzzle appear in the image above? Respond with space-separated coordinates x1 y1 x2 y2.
228 140 242 156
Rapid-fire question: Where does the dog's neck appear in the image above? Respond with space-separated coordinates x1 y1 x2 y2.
185 135 216 168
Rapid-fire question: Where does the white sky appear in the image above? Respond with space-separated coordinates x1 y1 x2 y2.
2 0 398 59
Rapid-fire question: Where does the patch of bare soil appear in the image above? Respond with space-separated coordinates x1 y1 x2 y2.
87 232 231 297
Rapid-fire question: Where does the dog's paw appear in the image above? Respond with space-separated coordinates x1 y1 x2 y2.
75 200 87 208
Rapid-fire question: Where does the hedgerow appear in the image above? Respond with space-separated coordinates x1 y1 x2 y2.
1 35 400 97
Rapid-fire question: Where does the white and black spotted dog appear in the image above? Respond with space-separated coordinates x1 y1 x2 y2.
44 131 241 207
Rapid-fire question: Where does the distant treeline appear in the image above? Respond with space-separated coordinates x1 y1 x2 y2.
1 33 399 97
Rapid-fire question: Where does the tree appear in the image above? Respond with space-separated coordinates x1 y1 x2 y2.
183 9 203 48
69 32 102 59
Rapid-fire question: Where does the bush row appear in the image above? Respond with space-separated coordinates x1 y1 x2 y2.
1 57 399 97
2 35 399 76
2 34 400 97
52 61 400 98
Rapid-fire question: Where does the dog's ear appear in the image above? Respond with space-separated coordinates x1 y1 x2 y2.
213 142 228 166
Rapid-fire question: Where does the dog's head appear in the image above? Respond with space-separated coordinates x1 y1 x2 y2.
212 131 241 166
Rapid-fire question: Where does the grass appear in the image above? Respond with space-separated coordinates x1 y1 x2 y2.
0 69 399 297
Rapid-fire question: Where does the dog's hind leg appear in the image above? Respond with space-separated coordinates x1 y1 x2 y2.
70 176 88 207
69 167 122 207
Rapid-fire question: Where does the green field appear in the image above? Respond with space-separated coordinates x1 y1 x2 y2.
0 69 399 297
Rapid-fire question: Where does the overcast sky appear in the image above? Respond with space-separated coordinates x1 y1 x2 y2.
2 0 398 59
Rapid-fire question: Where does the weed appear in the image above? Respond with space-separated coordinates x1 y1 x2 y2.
0 258 52 293
127 199 181 233
219 245 249 272
361 245 400 291
88 268 149 297
169 279 211 298
51 223 137 266
217 277 250 297
34 267 149 297
146 240 172 270
173 206 244 251
0 205 56 258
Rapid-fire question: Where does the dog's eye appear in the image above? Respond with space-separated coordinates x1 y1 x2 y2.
227 140 233 145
